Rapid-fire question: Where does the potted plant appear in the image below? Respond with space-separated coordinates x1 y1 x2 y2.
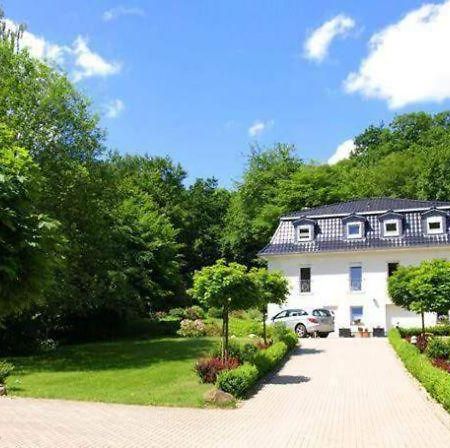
0 361 14 396
362 328 370 338
373 326 385 337
356 326 364 337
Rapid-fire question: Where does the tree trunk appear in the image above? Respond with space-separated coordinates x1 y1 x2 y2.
221 307 226 360
222 303 229 361
262 312 267 345
421 309 425 336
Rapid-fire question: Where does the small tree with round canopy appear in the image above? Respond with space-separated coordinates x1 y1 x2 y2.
250 267 289 344
190 259 258 359
388 259 450 335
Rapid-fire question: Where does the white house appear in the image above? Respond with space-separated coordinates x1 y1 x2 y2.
259 198 450 333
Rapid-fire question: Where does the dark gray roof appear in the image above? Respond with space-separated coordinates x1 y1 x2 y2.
282 198 450 219
260 198 450 256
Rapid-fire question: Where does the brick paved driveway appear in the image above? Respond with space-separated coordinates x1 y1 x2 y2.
1 338 450 448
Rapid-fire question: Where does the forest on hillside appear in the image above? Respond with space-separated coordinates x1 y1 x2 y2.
2 14 450 350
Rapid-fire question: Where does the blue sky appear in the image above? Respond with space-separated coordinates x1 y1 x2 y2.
4 0 450 186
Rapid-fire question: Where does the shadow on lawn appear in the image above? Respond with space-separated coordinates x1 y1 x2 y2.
10 337 217 374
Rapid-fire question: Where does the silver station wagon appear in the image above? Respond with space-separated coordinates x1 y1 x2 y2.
268 308 335 338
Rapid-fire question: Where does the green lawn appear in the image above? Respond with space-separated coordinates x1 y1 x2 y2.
5 337 219 407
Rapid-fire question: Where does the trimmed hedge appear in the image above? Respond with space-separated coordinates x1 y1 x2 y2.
398 325 450 338
388 328 450 412
216 363 259 398
253 342 288 375
269 323 298 350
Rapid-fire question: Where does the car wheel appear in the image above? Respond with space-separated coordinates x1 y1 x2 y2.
295 324 307 338
318 332 329 338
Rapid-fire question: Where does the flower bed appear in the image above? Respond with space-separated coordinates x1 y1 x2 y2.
195 323 298 399
388 328 450 412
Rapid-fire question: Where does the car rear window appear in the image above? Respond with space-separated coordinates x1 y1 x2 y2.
313 309 332 317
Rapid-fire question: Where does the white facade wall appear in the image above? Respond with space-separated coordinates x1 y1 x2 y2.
266 246 450 331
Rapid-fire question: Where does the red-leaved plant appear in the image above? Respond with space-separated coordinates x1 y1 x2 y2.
432 358 450 373
195 357 240 383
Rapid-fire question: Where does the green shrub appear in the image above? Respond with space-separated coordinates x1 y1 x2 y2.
0 360 14 383
398 325 450 338
204 320 221 336
240 343 259 363
184 306 205 320
389 328 450 412
229 317 262 337
269 323 298 350
207 307 223 319
253 341 288 375
216 363 259 398
177 319 207 337
210 340 259 363
426 338 450 360
244 308 263 320
168 307 186 320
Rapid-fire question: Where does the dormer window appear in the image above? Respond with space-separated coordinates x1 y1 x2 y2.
347 222 363 238
298 225 312 241
383 219 401 237
293 217 316 242
426 216 444 234
421 208 448 235
379 211 403 238
342 214 366 240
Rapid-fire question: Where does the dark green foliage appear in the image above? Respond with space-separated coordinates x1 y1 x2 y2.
389 328 450 411
0 125 62 316
269 323 298 350
252 341 288 375
210 340 258 363
168 308 186 320
207 307 223 318
0 360 14 383
398 326 450 338
184 306 206 320
426 338 450 360
216 363 259 398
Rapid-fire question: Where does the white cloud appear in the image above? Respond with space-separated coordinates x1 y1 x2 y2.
248 120 274 137
72 36 121 82
328 139 355 164
102 6 145 22
304 14 355 62
4 19 67 64
345 1 450 109
105 99 125 118
5 19 121 82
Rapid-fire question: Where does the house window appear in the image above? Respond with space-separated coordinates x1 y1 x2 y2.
426 217 444 234
384 220 401 237
350 306 364 325
347 222 363 239
297 225 312 241
300 267 311 293
349 265 362 291
387 262 399 277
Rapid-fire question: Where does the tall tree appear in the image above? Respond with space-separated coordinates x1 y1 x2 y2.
0 124 61 317
223 143 302 264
